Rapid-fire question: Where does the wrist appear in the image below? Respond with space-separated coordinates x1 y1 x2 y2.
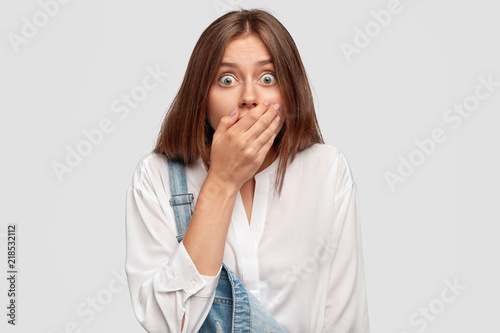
204 171 240 197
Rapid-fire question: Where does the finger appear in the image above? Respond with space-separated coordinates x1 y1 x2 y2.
244 103 280 141
254 113 281 152
213 108 239 142
256 129 279 161
231 102 272 134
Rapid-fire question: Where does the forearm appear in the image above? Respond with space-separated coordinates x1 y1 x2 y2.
182 172 239 276
125 184 221 333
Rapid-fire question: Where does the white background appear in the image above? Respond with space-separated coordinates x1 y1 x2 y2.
1 0 499 332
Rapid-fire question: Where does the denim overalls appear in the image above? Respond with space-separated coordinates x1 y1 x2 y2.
166 156 288 333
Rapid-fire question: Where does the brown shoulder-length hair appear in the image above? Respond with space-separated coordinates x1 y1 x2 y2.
153 8 324 196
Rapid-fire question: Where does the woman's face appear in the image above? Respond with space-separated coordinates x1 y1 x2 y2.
207 34 285 131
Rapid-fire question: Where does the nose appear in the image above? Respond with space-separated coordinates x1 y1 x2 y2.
238 82 259 118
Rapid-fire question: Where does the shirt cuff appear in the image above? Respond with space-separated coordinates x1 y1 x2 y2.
169 241 222 297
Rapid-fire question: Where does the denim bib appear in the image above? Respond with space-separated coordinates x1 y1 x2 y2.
166 156 287 333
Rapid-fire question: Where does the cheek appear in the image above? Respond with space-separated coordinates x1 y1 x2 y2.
207 90 225 129
265 87 283 104
207 88 240 128
207 106 220 130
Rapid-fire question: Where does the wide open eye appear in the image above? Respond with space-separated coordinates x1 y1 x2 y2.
219 74 236 86
260 72 276 85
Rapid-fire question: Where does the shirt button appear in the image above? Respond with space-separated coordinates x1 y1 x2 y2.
191 280 198 288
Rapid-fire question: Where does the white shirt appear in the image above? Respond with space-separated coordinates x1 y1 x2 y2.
125 143 370 333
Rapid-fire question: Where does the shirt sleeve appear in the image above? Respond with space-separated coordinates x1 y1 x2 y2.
125 159 221 333
322 153 370 332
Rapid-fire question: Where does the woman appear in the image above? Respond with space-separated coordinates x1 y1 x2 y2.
125 8 370 332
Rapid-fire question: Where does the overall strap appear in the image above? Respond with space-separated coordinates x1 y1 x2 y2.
165 155 194 243
165 155 288 332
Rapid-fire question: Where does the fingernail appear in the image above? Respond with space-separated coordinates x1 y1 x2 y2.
264 100 271 106
275 115 280 122
229 107 237 116
273 103 280 111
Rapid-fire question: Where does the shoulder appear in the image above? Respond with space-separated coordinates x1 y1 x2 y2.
127 152 206 203
295 144 354 178
126 152 173 206
293 143 356 197
295 143 345 162
128 152 167 190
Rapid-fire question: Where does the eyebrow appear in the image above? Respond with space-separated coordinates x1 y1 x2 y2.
219 59 273 68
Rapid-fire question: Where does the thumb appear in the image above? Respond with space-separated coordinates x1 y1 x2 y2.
213 107 239 140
